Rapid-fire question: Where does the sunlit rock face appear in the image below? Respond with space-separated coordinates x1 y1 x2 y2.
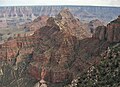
55 9 91 39
56 8 74 19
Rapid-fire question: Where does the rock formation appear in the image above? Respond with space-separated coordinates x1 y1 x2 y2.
25 16 48 31
92 26 107 40
107 15 120 42
93 16 120 43
0 9 120 87
88 19 104 33
55 9 91 39
0 9 91 86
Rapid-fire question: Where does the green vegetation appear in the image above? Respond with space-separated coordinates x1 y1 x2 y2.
65 43 120 87
78 43 120 87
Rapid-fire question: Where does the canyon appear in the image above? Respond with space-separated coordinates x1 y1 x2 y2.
0 6 120 44
0 7 120 87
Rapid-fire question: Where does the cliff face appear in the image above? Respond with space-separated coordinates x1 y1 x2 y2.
0 9 88 85
0 7 32 18
26 9 119 85
0 35 34 65
93 26 107 40
88 19 104 33
107 16 120 42
93 16 120 43
0 35 36 87
0 9 120 87
29 14 79 83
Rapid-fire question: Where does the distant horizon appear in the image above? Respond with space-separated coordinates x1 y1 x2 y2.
0 0 120 7
0 5 120 8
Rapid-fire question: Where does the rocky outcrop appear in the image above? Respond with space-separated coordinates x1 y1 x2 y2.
29 17 77 83
55 9 91 39
0 34 36 87
93 16 120 43
56 8 74 20
107 15 120 42
88 19 104 33
26 9 93 84
0 10 82 85
92 26 107 40
28 10 110 85
0 35 34 65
